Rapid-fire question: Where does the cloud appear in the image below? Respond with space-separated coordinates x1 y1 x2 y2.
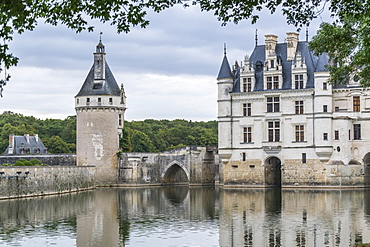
2 5 333 120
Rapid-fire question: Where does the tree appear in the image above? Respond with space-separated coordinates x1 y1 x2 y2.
119 128 132 152
42 136 72 154
0 0 364 92
309 1 370 85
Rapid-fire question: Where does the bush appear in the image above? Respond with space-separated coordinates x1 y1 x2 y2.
23 160 33 166
14 161 24 166
30 159 42 165
18 159 28 163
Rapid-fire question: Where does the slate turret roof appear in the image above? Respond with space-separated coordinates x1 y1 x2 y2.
217 55 233 80
75 64 121 97
76 41 121 97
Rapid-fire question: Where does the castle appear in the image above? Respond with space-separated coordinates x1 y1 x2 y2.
217 32 370 187
75 39 126 184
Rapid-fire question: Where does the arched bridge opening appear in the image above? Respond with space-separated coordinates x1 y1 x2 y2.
162 163 189 185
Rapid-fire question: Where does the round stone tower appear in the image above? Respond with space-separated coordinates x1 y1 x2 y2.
75 40 126 184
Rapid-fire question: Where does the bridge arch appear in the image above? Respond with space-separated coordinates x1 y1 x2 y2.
161 161 189 184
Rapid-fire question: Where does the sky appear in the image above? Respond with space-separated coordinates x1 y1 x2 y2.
0 5 330 121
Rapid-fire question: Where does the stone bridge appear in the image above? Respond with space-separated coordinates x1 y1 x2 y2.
118 146 218 185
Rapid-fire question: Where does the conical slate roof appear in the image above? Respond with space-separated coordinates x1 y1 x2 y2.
217 55 233 79
75 63 121 97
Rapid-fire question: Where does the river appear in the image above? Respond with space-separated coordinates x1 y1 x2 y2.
0 187 369 247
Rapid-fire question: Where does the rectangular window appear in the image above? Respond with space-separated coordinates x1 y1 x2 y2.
119 114 122 126
268 121 280 142
109 98 113 104
323 133 328 141
242 152 246 161
349 130 351 140
242 78 252 92
98 97 101 105
243 103 251 116
86 98 90 104
295 74 304 89
267 97 280 112
323 82 328 90
267 77 272 89
243 127 252 143
323 105 328 112
354 124 361 140
295 125 304 142
77 99 79 104
271 60 275 68
335 107 339 112
353 96 360 112
302 153 307 164
334 130 339 140
273 76 279 89
247 78 252 92
295 101 304 114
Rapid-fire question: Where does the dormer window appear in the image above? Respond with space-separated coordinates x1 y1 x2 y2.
294 74 304 89
267 76 279 90
242 78 252 92
93 82 103 89
271 60 275 68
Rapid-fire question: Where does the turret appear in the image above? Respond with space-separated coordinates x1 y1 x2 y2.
75 39 126 184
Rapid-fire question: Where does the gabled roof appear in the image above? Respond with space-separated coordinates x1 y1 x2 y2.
4 135 47 155
75 63 121 97
217 55 233 79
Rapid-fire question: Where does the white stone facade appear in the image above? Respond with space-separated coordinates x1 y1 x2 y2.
217 32 370 187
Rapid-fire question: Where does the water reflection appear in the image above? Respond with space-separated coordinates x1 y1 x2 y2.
0 188 370 246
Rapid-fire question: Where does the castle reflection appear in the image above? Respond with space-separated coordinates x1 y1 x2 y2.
0 188 370 246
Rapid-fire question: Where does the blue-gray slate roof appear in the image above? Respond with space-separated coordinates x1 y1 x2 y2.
4 135 47 155
76 63 121 97
231 41 329 92
217 55 233 79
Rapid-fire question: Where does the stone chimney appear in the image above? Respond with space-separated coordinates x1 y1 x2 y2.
34 134 39 142
286 32 299 61
8 134 15 154
265 34 278 60
24 134 30 143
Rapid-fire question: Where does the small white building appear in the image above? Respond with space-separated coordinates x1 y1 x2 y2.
217 32 370 187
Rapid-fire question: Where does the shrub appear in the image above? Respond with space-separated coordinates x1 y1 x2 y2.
14 161 24 166
18 159 28 163
30 159 42 165
23 160 33 166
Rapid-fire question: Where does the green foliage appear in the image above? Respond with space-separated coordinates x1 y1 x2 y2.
0 112 76 154
23 160 33 166
125 119 217 152
309 1 370 85
14 161 24 166
30 159 42 165
119 128 132 152
0 111 217 154
43 136 71 154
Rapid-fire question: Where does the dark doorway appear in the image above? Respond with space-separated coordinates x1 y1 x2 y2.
264 157 282 187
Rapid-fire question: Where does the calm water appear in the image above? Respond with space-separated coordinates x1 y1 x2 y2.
0 187 370 247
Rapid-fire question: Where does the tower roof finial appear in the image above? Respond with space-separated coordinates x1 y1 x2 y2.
99 31 103 43
224 43 227 56
255 29 258 46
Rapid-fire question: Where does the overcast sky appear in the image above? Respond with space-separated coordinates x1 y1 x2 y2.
1 5 330 121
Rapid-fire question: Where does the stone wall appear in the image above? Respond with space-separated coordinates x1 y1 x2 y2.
0 166 95 199
0 154 76 166
118 147 218 185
